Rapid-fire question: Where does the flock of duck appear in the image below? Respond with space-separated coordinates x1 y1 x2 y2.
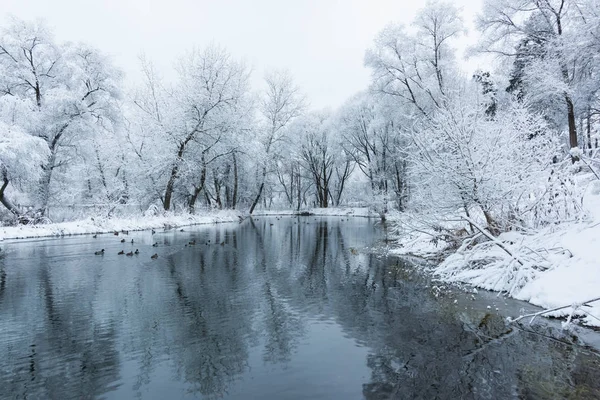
93 230 158 259
91 217 346 258
91 227 229 259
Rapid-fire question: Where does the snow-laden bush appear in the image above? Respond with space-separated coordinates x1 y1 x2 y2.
407 86 563 233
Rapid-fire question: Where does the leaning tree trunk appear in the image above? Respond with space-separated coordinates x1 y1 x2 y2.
163 169 178 211
482 209 500 237
249 167 266 214
0 172 22 217
164 140 192 211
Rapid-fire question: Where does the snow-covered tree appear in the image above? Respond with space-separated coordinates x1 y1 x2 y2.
365 0 463 119
0 18 122 215
284 111 354 208
409 84 560 233
249 69 304 214
0 121 48 219
337 93 409 210
477 0 600 152
130 46 252 212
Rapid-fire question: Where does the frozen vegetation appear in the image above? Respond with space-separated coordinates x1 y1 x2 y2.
2 0 600 327
390 178 600 327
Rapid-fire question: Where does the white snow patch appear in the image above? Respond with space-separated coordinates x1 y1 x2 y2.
583 180 600 221
0 210 242 241
515 221 600 326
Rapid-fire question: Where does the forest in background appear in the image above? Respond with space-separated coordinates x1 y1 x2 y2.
1 0 599 236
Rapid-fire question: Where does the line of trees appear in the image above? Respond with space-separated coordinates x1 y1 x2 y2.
2 0 600 232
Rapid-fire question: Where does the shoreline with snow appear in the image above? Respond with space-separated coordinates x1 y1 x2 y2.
389 210 600 328
0 210 244 241
0 207 376 241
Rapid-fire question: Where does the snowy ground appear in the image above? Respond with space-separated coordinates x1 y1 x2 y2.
390 181 600 327
0 210 242 241
253 207 375 217
0 207 374 241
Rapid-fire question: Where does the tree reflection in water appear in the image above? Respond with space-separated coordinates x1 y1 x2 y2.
0 217 599 399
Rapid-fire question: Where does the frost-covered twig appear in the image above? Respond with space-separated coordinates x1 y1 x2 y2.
509 297 600 325
520 245 550 265
461 216 529 269
579 308 600 324
456 232 483 253
579 155 600 180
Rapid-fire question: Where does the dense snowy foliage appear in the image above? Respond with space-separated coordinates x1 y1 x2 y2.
0 3 597 220
2 2 598 226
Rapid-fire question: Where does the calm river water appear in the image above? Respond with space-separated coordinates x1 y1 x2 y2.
0 216 598 399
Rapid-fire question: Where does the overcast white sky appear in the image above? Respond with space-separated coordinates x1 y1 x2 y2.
3 0 484 109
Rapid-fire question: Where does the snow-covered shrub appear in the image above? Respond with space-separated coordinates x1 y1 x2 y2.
407 86 562 234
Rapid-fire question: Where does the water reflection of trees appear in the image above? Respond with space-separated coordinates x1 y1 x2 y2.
252 218 600 399
0 250 120 399
1 218 599 399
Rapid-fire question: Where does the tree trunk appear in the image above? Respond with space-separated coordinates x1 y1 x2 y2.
164 142 188 211
232 153 238 209
587 106 593 156
483 209 500 237
213 177 222 209
249 167 266 214
334 161 352 206
394 162 404 211
322 162 328 208
0 173 22 217
163 170 177 211
39 160 54 216
249 182 264 214
566 94 578 152
225 184 231 209
188 162 207 214
296 171 301 211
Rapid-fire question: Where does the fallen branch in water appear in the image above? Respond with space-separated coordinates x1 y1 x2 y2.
508 297 600 325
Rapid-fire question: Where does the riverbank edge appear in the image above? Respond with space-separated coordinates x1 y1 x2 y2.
0 210 244 241
388 213 600 329
0 207 376 241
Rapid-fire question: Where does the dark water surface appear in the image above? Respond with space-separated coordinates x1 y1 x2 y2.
1 216 599 399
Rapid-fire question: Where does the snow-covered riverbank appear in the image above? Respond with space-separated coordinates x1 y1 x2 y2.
390 181 600 328
0 210 243 241
0 207 376 241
